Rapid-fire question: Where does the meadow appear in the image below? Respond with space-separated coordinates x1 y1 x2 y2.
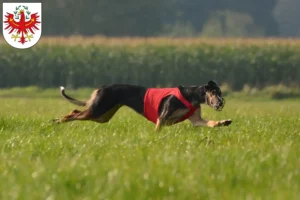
0 89 299 200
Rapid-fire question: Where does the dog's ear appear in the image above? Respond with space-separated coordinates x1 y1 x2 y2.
205 80 217 90
208 80 217 87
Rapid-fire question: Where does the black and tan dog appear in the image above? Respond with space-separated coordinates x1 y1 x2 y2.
54 81 232 131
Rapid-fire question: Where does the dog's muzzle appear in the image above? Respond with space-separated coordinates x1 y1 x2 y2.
215 97 225 111
206 95 226 111
210 97 225 111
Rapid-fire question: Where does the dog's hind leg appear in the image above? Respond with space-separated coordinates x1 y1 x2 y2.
54 109 92 123
55 87 123 124
54 104 122 124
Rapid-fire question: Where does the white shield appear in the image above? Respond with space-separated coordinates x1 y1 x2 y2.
3 3 42 49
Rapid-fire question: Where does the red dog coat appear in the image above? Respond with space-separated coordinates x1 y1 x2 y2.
144 88 198 124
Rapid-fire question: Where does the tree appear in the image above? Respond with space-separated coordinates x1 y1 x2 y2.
274 0 300 37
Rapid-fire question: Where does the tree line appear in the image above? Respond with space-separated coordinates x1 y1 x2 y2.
4 0 291 37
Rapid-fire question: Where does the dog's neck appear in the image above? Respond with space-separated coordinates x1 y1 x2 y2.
178 86 206 106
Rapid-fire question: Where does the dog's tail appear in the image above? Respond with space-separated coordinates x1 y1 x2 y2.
60 86 86 107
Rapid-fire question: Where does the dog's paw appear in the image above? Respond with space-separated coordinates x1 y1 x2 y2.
51 118 61 124
219 119 232 126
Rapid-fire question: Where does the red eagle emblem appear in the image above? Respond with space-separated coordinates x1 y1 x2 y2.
4 7 40 44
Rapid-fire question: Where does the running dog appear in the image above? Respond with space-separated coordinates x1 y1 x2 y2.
54 81 232 131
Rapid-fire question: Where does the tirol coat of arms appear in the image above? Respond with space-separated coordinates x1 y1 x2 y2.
3 3 42 49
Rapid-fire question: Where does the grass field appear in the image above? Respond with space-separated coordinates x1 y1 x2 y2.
0 92 299 200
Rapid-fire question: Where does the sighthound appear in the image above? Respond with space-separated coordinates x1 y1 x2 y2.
54 81 232 131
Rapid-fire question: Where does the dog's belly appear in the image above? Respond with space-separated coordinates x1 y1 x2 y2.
92 104 122 123
164 108 189 125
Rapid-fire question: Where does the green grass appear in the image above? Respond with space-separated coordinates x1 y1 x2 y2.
0 95 299 200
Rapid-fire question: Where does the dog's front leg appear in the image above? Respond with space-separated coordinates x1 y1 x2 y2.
190 118 232 128
155 118 162 132
188 108 232 128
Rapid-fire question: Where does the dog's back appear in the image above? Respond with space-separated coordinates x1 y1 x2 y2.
102 84 147 114
61 84 147 115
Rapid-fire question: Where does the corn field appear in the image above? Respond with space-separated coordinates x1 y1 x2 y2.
0 37 299 89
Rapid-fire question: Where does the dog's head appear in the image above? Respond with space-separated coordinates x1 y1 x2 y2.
204 80 225 111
